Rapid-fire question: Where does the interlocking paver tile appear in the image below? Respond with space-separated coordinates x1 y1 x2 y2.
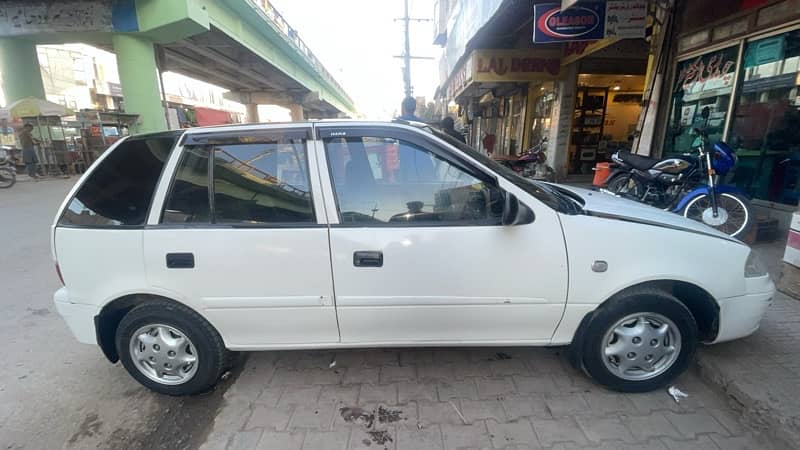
279 386 322 406
228 430 263 450
359 383 399 405
512 375 559 394
530 416 588 447
440 422 492 450
660 435 721 450
256 430 304 450
502 395 551 420
302 429 349 450
437 379 478 401
486 419 540 449
399 380 438 403
544 394 590 417
663 411 728 438
246 405 294 431
476 378 516 399
575 415 634 443
459 399 507 424
396 424 443 450
380 365 417 384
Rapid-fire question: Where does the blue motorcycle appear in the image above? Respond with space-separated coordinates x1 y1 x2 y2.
604 130 753 238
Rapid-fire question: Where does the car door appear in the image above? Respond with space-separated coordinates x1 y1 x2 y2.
144 125 340 348
315 124 568 344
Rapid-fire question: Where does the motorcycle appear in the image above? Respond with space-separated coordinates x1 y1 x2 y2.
604 129 753 238
493 137 556 182
0 145 17 189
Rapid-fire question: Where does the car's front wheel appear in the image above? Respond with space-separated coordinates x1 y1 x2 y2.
116 301 230 395
579 289 697 392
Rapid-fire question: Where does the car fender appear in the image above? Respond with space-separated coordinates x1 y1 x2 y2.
671 185 748 212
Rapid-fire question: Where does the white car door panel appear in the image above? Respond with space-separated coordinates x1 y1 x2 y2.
144 126 339 348
315 125 568 343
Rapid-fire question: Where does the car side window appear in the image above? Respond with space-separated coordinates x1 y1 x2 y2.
212 140 314 224
58 136 176 227
325 136 502 225
161 138 314 225
162 147 211 224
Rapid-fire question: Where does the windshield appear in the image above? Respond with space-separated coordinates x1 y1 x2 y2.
425 126 582 214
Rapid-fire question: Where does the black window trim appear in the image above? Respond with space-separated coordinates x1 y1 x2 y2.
56 133 181 230
154 135 320 229
318 125 506 228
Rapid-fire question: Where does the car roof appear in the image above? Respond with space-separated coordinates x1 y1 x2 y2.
138 119 433 139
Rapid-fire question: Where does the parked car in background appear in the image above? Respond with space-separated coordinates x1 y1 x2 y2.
52 121 774 395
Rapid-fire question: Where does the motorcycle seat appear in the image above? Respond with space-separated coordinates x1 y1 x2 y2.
618 151 660 170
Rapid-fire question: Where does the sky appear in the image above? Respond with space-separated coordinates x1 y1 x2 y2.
268 0 441 119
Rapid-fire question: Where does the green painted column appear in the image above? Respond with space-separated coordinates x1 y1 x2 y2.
0 38 46 104
112 34 166 133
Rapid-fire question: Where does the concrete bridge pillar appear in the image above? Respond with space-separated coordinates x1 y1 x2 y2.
0 38 46 104
245 103 259 123
112 34 167 133
289 104 304 121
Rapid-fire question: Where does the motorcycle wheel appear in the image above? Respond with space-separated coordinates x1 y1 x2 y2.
0 168 16 189
681 192 753 238
606 174 644 199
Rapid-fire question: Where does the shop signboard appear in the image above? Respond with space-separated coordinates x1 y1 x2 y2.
446 54 473 99
472 49 564 82
534 2 605 43
604 1 647 39
534 1 646 43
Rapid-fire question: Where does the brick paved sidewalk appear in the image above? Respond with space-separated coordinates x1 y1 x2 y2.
200 347 774 450
694 239 800 449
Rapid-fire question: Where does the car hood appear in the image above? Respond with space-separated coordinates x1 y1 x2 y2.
555 185 741 243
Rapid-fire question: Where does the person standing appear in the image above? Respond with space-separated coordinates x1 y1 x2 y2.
440 116 466 143
19 123 40 179
397 96 422 122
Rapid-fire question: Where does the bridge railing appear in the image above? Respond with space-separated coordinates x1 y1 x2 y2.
253 0 353 105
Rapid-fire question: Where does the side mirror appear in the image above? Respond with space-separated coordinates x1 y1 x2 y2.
501 192 535 226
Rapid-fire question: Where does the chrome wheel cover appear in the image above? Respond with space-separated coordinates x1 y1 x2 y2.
601 313 681 381
129 324 198 385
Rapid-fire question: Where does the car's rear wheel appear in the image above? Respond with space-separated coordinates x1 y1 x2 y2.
116 301 230 395
579 289 697 392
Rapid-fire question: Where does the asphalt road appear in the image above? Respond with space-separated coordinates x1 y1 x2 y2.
0 178 232 450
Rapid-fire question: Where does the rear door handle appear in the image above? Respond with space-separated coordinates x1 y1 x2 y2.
166 252 194 269
353 251 383 267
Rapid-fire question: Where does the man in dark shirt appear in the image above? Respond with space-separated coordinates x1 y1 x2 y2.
440 116 466 143
19 123 39 178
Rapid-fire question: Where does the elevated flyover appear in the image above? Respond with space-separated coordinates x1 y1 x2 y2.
0 0 356 132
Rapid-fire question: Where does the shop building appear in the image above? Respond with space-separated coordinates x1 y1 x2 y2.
651 0 800 225
434 1 651 178
436 0 800 223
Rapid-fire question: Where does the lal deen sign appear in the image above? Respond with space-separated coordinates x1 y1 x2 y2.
472 49 563 82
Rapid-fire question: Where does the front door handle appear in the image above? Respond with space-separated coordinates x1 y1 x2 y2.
353 251 383 267
166 252 194 269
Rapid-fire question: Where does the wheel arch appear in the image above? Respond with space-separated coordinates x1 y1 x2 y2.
95 293 206 363
568 279 719 369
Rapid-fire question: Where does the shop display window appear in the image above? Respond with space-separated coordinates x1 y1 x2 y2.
729 29 800 205
664 46 739 156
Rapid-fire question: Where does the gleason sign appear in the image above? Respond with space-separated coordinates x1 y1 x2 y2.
533 2 606 43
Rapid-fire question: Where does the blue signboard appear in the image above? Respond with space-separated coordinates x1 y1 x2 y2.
533 2 606 43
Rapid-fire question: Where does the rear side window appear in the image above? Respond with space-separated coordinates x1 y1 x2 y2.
58 137 176 227
162 147 211 223
161 137 314 225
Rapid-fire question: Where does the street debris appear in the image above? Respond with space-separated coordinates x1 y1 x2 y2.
449 400 468 424
668 385 689 403
329 359 337 369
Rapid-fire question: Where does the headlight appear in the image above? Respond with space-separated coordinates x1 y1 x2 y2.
745 250 767 278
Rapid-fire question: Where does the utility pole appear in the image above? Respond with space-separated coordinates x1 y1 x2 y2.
394 0 432 98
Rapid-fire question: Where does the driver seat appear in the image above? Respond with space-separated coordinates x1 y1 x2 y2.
618 151 660 170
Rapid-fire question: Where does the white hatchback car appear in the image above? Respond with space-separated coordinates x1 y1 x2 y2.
53 121 774 395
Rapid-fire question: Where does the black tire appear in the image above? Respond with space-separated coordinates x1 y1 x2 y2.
579 288 697 393
116 300 230 396
606 173 643 199
0 168 16 189
681 192 754 238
